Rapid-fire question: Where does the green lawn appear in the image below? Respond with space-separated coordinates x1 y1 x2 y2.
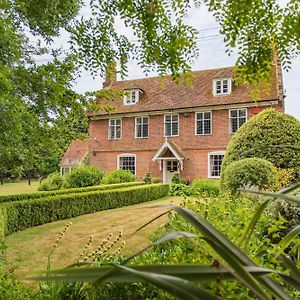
5 196 188 281
0 180 39 195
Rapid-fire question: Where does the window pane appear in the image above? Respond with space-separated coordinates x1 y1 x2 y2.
204 119 211 134
231 118 238 133
165 115 171 122
239 109 246 117
230 110 238 118
165 122 171 136
210 154 224 177
142 124 148 137
196 121 202 135
115 119 121 126
172 115 178 122
172 122 178 135
204 112 211 119
119 156 135 174
196 112 203 121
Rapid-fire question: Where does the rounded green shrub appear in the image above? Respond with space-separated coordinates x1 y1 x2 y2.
143 172 152 184
101 170 136 184
64 165 104 188
221 109 300 183
222 158 278 193
38 172 64 191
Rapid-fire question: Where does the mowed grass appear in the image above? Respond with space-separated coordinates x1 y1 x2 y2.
5 196 188 281
0 180 39 195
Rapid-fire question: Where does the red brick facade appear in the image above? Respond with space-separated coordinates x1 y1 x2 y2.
88 65 284 183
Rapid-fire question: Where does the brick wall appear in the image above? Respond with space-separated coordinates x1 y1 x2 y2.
89 105 282 180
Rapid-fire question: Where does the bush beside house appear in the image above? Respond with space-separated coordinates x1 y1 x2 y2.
221 109 300 184
101 170 136 184
222 158 278 194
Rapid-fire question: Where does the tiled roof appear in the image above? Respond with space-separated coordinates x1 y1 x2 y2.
60 140 88 166
89 66 279 116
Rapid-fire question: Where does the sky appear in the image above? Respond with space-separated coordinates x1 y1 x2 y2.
48 2 300 120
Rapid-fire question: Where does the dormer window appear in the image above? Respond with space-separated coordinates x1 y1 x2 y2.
123 89 142 105
213 78 232 96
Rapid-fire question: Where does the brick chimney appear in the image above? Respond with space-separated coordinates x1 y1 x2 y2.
103 60 117 88
272 48 285 112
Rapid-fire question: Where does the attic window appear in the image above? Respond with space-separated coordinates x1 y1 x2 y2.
213 78 232 96
123 89 141 105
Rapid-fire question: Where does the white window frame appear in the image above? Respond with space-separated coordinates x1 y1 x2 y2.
208 151 225 179
213 78 232 96
135 116 149 139
108 118 122 140
117 153 136 175
195 111 212 136
229 108 247 134
164 114 179 137
123 90 140 106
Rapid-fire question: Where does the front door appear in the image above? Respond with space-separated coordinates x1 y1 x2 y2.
164 160 179 183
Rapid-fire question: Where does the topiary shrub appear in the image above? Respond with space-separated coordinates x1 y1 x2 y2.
101 170 136 184
191 179 220 196
222 158 278 194
64 166 104 188
38 172 64 191
169 183 191 196
221 109 300 184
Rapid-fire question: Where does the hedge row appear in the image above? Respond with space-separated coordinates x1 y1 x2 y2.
1 184 170 236
0 182 145 203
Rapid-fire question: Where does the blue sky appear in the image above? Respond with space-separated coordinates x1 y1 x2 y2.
46 2 300 120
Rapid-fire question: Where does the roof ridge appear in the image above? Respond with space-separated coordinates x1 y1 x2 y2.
111 66 234 85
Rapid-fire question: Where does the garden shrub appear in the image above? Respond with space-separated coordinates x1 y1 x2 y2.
169 183 191 196
101 170 136 184
143 172 152 184
151 177 161 183
38 172 64 191
221 108 300 183
171 172 180 184
222 158 278 193
1 184 169 234
191 179 220 196
64 165 104 188
0 182 145 203
179 178 189 185
275 168 296 190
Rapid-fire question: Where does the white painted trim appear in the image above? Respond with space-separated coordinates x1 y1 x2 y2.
108 118 122 140
212 77 232 96
228 108 248 134
207 151 225 179
152 140 183 161
117 153 137 175
134 116 149 139
164 114 179 137
194 111 212 136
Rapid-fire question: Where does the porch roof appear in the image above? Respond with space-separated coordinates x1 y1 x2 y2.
152 139 185 161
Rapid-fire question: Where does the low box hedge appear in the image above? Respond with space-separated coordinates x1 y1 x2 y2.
0 182 145 203
0 183 169 236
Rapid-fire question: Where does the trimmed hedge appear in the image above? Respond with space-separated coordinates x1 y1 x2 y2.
0 182 145 203
1 184 169 235
222 158 278 193
221 109 300 182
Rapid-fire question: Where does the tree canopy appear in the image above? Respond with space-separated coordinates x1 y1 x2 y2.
0 0 299 180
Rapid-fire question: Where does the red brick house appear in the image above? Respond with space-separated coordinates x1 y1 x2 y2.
60 140 88 175
88 61 284 183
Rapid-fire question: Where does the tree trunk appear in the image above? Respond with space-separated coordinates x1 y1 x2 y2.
28 173 31 185
0 173 3 185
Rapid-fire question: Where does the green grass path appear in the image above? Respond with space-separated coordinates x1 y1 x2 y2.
5 196 185 281
0 180 39 195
